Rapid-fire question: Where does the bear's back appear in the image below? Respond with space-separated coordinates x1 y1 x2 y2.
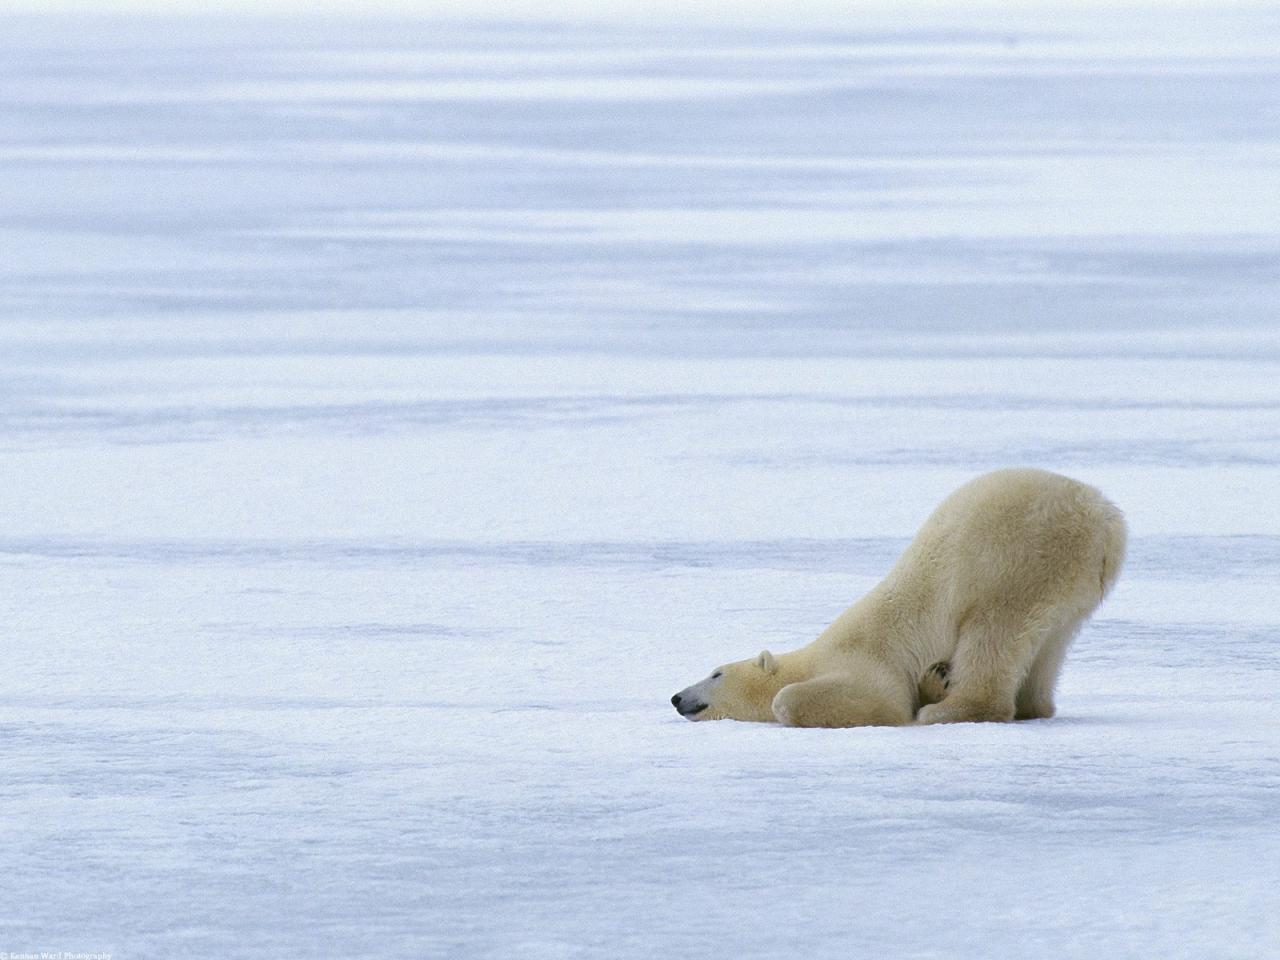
896 468 1120 616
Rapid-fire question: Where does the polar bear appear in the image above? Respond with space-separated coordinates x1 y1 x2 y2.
671 468 1126 726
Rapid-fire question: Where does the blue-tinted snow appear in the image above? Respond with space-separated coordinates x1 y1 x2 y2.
1 7 1278 959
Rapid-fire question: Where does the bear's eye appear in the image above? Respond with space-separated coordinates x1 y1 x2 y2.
711 671 723 679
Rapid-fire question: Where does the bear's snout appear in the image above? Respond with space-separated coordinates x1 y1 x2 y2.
671 692 707 718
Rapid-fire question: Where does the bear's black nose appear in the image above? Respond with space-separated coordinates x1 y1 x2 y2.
671 693 682 708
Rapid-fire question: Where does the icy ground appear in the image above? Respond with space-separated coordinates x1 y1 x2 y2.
1 5 1279 958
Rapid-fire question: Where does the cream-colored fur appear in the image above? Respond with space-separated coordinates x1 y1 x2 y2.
671 468 1126 727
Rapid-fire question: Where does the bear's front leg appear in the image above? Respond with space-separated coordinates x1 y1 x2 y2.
772 674 913 728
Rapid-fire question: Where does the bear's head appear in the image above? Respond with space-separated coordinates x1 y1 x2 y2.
671 650 783 722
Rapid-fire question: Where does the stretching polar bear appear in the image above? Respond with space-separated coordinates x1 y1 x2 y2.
671 468 1125 726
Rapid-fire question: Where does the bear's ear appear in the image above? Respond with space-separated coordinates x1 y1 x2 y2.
756 650 779 674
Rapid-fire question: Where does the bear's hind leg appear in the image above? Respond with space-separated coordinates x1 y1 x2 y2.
1014 614 1086 720
917 609 1051 724
773 674 913 728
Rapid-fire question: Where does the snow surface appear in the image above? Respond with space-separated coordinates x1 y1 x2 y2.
1 6 1279 959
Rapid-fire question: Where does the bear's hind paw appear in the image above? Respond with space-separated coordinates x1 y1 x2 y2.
916 660 952 708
